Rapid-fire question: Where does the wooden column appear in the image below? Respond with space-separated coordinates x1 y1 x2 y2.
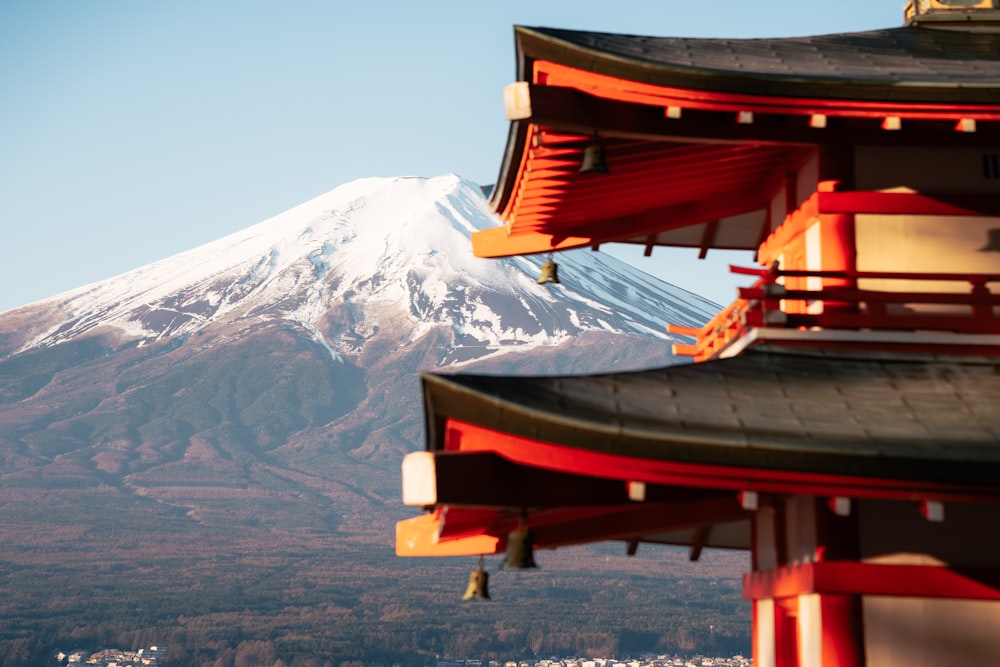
819 594 865 667
748 496 866 667
816 147 857 312
815 196 857 313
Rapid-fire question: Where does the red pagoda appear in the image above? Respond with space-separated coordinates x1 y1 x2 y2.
397 2 1000 665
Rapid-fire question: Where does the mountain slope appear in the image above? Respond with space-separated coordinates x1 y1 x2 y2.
0 174 743 665
0 173 718 498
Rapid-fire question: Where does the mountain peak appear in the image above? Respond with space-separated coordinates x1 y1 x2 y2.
5 174 716 365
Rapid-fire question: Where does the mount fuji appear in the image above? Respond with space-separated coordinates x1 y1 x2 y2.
3 174 713 361
0 174 730 665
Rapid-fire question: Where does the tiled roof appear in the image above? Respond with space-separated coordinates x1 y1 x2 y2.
422 347 1000 486
517 26 1000 102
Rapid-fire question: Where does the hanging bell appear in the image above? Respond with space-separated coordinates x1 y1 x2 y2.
537 258 560 284
501 520 537 569
462 558 490 600
579 138 609 174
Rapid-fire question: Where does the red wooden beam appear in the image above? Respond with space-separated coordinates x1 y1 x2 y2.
514 82 1000 149
731 265 1000 284
443 419 1000 503
818 190 1000 217
473 186 768 257
534 60 1000 121
395 512 501 557
531 496 748 549
744 561 1000 601
739 286 1000 307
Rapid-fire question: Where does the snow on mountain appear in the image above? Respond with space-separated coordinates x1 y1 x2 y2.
8 174 717 364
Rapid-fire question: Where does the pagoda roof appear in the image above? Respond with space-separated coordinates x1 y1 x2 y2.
515 26 1000 104
398 348 1000 556
422 347 1000 492
480 25 1000 259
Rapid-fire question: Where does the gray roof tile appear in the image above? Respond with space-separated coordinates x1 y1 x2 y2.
423 347 1000 486
518 26 1000 103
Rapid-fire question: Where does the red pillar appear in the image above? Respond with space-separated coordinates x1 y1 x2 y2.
776 598 799 667
747 588 866 666
819 594 866 667
816 146 858 312
818 212 857 287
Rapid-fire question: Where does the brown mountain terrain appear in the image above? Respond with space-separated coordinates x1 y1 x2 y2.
0 176 746 666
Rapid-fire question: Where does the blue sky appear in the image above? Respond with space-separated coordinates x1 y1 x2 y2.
0 1 904 312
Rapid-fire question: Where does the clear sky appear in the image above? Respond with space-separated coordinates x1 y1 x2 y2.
0 0 905 312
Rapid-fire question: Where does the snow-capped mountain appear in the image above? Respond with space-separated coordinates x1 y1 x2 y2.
0 172 722 484
0 174 727 665
3 174 715 363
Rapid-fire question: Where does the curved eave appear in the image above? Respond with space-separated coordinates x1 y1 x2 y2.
484 121 797 257
400 349 1000 557
396 503 751 557
421 348 1000 495
484 25 1000 259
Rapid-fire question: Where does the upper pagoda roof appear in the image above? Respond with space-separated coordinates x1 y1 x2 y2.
516 26 1000 104
480 25 1000 259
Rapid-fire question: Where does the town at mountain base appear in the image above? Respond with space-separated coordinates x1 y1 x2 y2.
0 175 744 666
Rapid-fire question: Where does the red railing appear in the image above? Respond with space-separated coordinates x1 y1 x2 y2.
667 266 1000 361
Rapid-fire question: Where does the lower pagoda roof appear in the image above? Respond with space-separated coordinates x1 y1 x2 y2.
422 347 1000 496
399 348 1000 557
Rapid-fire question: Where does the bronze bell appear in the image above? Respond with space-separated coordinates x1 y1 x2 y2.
462 558 490 600
579 140 609 174
501 521 537 569
537 259 560 284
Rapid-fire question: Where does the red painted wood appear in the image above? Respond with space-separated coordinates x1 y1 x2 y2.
533 60 1000 121
820 595 865 667
733 265 1000 283
775 599 799 667
818 190 1000 217
744 562 1000 601
443 420 1000 503
752 600 763 667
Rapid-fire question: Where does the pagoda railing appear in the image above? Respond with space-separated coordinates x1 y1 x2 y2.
667 266 1000 361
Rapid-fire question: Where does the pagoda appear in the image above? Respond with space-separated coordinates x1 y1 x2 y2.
396 1 1000 665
